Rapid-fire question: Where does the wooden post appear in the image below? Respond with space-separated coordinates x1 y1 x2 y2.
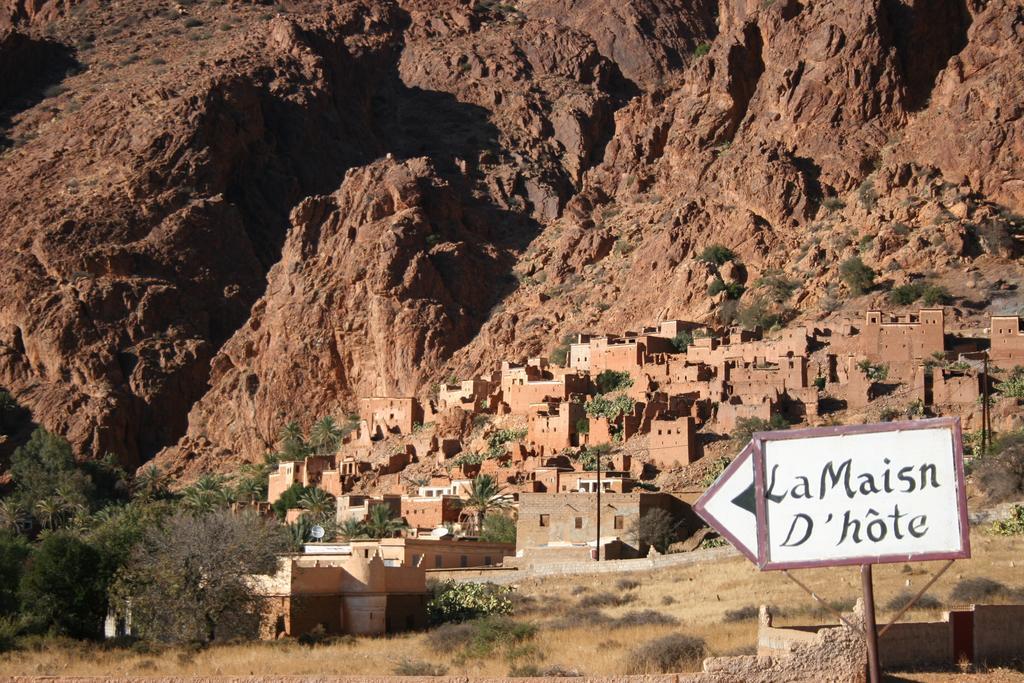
595 455 601 561
862 564 881 683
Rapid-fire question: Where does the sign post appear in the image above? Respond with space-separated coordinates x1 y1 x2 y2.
696 417 970 683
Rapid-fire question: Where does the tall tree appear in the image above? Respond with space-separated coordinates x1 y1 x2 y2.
113 511 289 644
363 504 405 539
298 487 335 524
309 416 343 456
19 532 107 639
462 475 510 534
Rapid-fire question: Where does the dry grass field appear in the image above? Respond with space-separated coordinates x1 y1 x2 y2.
1 529 1022 679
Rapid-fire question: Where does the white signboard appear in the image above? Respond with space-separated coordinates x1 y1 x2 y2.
753 418 970 570
694 443 758 562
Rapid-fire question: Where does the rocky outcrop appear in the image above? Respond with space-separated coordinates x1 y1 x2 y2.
152 157 505 478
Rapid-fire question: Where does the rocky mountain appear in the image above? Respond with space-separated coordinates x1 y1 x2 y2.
0 0 1020 477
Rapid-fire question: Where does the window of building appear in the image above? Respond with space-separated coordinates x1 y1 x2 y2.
614 515 624 530
485 556 492 566
539 514 549 527
435 555 443 568
412 554 422 566
460 555 468 568
574 516 583 529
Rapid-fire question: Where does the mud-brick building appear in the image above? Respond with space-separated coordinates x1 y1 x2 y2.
267 455 341 503
359 396 424 436
252 553 428 639
349 537 515 569
649 415 697 468
515 491 698 560
859 308 945 372
990 315 1024 363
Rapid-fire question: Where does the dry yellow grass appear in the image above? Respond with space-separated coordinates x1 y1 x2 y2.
1 529 1022 678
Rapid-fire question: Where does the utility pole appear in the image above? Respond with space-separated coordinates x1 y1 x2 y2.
595 453 601 561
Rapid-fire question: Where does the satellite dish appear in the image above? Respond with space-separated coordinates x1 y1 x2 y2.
310 525 325 540
431 526 451 539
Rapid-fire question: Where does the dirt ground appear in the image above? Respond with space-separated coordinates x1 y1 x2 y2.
0 529 1021 678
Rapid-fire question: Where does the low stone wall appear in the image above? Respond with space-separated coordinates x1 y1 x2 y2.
444 546 739 585
974 604 1024 664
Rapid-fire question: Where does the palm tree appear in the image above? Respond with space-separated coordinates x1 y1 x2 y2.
182 475 232 513
0 499 27 533
279 421 309 459
309 416 343 456
364 504 405 539
299 487 336 523
288 515 314 551
337 517 367 541
234 476 266 504
133 464 169 501
462 474 510 534
35 497 69 530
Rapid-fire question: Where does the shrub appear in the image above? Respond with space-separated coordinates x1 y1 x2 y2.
576 417 590 434
857 179 878 211
549 333 576 367
992 505 1024 535
822 196 846 212
949 578 1008 604
394 658 448 676
611 610 679 628
839 256 875 295
627 508 679 553
613 238 634 256
579 591 634 608
480 513 517 544
585 394 635 421
723 605 759 622
616 578 640 591
670 331 693 352
888 282 950 306
973 431 1024 501
731 414 789 444
595 370 633 394
708 277 745 299
460 616 537 661
183 17 203 27
625 633 707 674
736 296 781 331
883 591 941 611
856 359 889 382
661 595 675 606
697 244 735 266
427 581 513 625
692 43 711 58
755 271 799 304
700 457 731 487
996 369 1024 399
0 531 29 615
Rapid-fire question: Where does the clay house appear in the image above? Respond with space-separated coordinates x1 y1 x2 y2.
359 397 424 436
503 372 589 414
438 378 494 411
716 397 773 431
649 415 697 468
337 494 402 525
914 364 983 408
858 309 945 379
514 491 698 562
251 552 428 639
526 400 585 456
399 495 462 531
351 537 515 569
990 315 1024 363
268 456 342 504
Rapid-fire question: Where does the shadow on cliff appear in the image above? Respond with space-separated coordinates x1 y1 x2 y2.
0 33 78 150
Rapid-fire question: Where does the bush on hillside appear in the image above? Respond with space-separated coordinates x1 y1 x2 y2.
697 244 735 266
427 581 513 625
625 633 707 674
840 256 876 295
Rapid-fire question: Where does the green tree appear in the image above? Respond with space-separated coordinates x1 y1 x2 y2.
278 421 309 459
730 414 789 444
584 394 635 421
9 428 95 525
20 532 107 639
480 513 516 544
839 256 876 295
298 487 336 524
0 531 29 616
309 416 343 456
337 517 368 541
0 500 28 534
132 465 170 502
271 482 310 519
463 475 511 535
181 474 232 514
595 370 634 394
670 331 693 353
697 244 735 266
364 504 405 539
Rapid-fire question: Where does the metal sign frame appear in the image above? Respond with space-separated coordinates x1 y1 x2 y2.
751 416 971 571
693 442 758 563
